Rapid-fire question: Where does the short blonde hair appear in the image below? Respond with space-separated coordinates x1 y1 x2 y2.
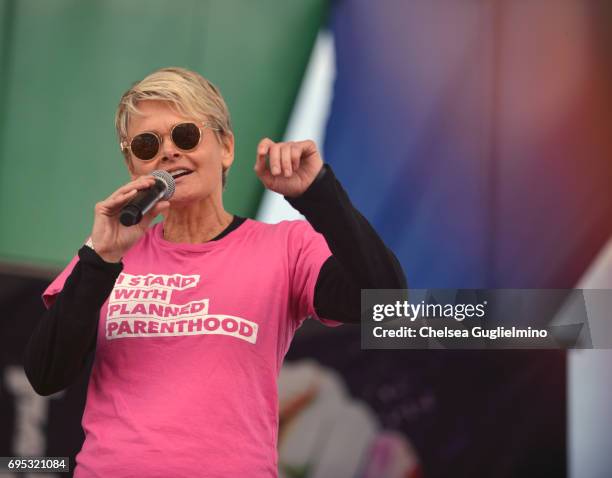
115 67 233 183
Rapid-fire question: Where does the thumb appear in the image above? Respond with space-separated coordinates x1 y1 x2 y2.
140 201 170 228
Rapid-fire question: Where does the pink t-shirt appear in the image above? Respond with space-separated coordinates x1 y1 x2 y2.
43 219 341 477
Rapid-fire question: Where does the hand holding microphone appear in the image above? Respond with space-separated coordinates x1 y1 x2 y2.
89 170 175 263
119 170 175 226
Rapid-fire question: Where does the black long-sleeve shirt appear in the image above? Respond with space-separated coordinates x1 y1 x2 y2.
24 165 406 396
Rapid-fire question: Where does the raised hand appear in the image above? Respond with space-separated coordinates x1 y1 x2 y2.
254 138 324 198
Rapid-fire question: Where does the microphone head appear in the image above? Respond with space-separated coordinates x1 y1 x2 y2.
151 170 176 200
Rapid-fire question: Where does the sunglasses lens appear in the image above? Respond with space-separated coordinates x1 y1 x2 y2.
131 133 159 160
172 123 201 150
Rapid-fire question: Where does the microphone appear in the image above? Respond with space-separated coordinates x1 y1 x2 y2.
119 170 175 226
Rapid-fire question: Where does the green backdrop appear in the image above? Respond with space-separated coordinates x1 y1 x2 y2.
0 0 326 272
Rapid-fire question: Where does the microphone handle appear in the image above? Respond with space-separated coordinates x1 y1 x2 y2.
119 179 167 227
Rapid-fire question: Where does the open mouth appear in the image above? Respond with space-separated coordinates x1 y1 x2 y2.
169 169 193 180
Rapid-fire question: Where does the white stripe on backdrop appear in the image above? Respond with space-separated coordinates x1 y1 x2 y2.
256 30 335 224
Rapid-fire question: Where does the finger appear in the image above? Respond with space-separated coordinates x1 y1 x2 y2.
96 188 139 216
290 144 301 171
294 139 317 158
140 200 170 228
118 175 155 194
257 137 274 157
98 173 156 214
150 200 170 216
281 144 293 177
255 138 274 175
111 176 155 199
104 188 139 208
268 143 281 176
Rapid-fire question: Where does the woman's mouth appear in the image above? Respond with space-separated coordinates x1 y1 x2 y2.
169 169 193 181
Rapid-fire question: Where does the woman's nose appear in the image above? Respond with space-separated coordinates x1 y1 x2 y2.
160 134 180 161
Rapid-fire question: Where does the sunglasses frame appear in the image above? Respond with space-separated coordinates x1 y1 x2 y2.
121 121 222 161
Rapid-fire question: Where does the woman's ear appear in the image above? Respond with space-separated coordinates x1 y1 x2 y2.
221 132 235 171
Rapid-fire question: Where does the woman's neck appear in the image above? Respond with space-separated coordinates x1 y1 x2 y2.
162 198 233 244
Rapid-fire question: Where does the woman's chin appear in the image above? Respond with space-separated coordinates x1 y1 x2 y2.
167 190 212 207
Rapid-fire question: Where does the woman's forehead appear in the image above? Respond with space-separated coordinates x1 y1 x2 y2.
127 100 194 135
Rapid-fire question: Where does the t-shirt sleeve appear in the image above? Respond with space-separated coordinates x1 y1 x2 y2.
42 255 79 309
288 220 343 328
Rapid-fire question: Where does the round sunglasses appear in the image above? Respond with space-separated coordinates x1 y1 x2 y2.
121 122 221 161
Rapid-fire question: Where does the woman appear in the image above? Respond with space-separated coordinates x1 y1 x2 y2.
24 67 405 477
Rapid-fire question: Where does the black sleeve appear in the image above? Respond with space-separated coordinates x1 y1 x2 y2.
23 246 123 396
286 165 407 324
